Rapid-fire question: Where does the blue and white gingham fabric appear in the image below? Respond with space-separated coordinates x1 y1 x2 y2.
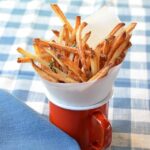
0 0 150 149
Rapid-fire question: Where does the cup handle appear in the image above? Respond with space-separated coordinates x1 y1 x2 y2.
89 111 112 150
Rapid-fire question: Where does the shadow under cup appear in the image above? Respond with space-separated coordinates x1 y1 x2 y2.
49 97 112 150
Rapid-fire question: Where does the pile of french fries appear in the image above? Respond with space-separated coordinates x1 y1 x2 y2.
17 4 136 83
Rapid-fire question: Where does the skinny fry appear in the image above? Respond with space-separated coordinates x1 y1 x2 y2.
50 4 73 32
125 22 137 34
60 56 87 82
17 57 32 63
88 64 113 81
70 16 81 44
108 22 125 36
82 31 91 48
31 61 57 82
107 32 126 63
76 22 88 71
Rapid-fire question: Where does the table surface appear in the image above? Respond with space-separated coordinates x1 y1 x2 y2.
0 0 150 149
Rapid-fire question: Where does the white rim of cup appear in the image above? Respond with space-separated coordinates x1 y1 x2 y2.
48 89 113 111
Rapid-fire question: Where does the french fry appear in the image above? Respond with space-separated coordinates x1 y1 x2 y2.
31 61 57 82
102 39 109 55
109 40 131 65
82 31 91 48
68 71 81 82
99 53 107 69
17 57 32 63
60 56 87 82
125 22 137 34
44 48 66 68
105 36 115 54
70 16 81 45
115 52 126 65
90 53 98 76
34 38 92 56
33 44 52 62
108 22 125 36
94 45 102 70
76 22 88 71
86 55 91 71
32 60 78 83
35 38 77 53
50 4 73 32
88 64 113 81
107 32 126 63
54 66 79 83
64 24 70 46
17 47 49 67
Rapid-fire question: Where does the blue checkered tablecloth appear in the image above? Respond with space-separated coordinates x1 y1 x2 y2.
0 0 150 149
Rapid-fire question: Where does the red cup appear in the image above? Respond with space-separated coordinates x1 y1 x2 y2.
49 102 112 150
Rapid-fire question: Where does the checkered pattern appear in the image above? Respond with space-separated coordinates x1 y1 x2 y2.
0 0 150 149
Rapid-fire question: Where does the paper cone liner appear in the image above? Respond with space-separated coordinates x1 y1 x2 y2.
41 6 122 110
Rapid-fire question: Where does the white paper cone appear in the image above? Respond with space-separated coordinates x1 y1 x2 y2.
41 6 121 110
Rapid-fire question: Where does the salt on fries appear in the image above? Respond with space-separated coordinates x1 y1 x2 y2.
17 4 136 83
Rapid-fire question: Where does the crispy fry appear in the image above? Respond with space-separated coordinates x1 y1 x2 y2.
68 71 81 82
17 57 32 63
44 48 66 68
109 40 131 65
107 32 126 63
82 31 91 48
64 24 70 46
125 22 137 34
100 53 107 69
33 44 52 62
76 22 88 70
70 16 81 45
50 4 73 32
60 56 87 82
115 52 126 65
34 38 92 56
35 38 77 53
31 61 57 82
102 39 109 55
88 64 113 81
86 55 91 70
105 36 115 54
32 60 77 83
17 47 49 67
54 67 79 83
94 45 102 70
108 22 125 36
90 53 98 76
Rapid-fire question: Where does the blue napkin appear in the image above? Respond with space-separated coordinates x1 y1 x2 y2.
0 90 80 150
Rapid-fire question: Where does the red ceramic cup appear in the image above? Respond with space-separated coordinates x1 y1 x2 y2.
49 102 112 150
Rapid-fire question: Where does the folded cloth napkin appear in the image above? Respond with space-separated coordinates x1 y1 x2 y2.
0 89 80 150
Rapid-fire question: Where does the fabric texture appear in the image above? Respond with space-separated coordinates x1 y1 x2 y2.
0 0 150 149
0 89 80 150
